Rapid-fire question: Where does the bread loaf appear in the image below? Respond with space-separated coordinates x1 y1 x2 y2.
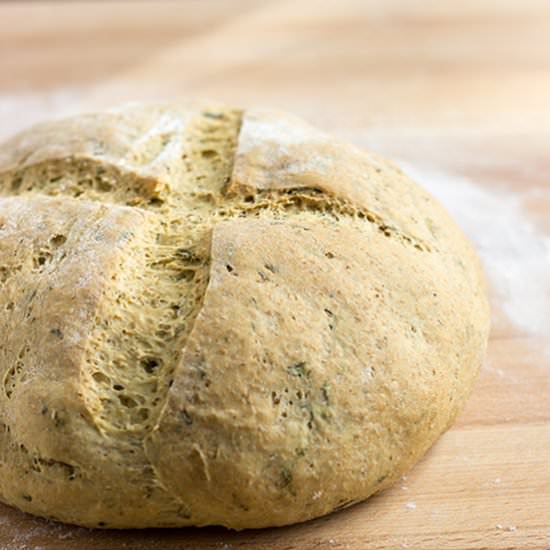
0 104 490 529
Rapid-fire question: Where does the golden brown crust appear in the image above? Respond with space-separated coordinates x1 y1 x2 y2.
0 104 192 179
0 104 489 529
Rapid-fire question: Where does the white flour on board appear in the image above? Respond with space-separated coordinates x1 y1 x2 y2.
402 163 550 340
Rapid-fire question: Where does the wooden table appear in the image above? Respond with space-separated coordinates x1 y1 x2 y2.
1 1 549 548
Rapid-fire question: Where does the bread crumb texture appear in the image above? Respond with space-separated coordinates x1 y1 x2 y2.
0 104 489 529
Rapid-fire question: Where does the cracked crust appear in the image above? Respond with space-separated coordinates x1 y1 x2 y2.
0 104 489 529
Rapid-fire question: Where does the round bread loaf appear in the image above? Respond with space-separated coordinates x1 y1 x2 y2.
0 104 489 529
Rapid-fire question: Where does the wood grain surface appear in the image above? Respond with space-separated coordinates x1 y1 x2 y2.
1 1 549 548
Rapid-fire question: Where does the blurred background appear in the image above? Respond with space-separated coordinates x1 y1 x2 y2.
1 1 549 549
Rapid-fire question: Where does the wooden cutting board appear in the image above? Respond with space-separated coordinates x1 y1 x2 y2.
1 1 549 548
